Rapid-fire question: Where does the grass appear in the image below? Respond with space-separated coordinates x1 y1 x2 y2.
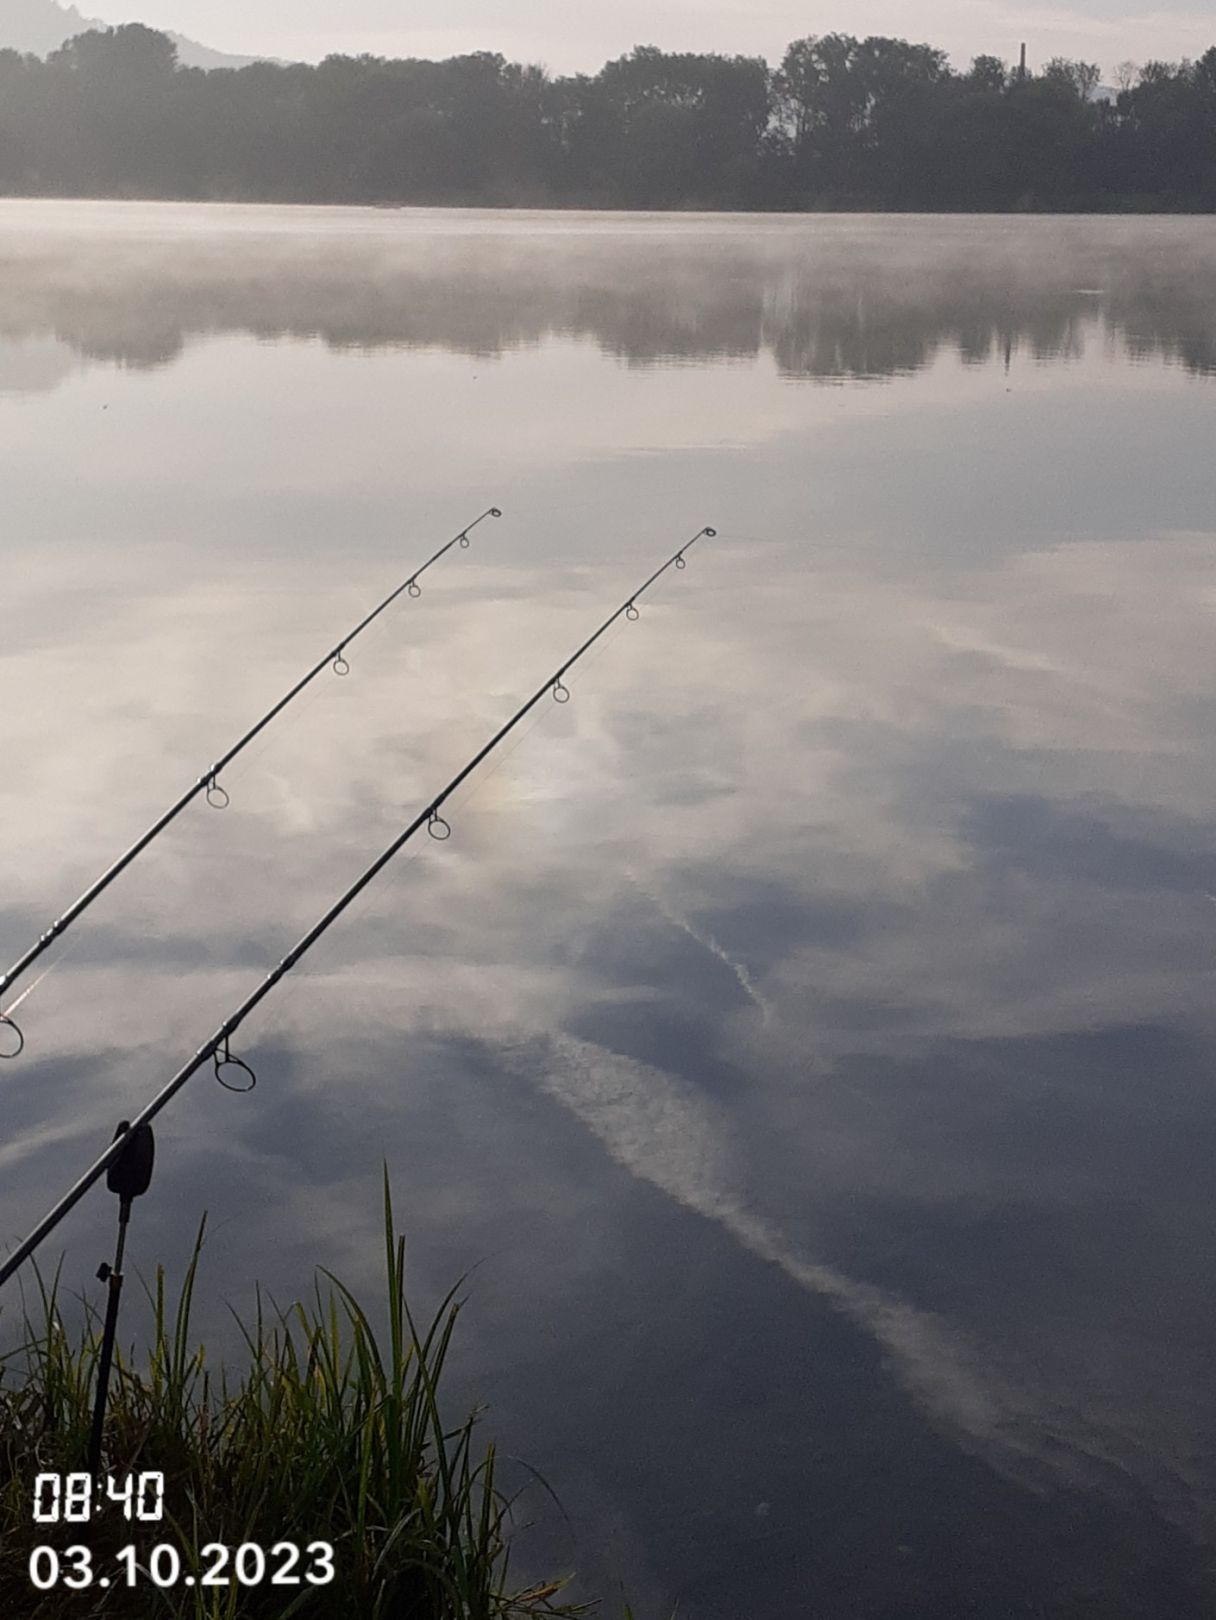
0 1172 597 1619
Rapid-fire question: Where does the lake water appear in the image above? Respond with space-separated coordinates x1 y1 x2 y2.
2 202 1216 1617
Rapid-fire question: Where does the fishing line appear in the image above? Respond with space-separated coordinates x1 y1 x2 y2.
0 528 713 1289
0 923 86 1057
428 593 635 821
3 952 72 1022
0 506 502 1053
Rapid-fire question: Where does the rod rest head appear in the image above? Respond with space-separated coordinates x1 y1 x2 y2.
106 1121 155 1200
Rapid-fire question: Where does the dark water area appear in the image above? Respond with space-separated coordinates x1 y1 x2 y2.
1 203 1215 1617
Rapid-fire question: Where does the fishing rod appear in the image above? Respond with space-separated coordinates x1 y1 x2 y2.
0 527 713 1291
0 506 502 1060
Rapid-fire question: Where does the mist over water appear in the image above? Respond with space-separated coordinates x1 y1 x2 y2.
2 202 1216 1617
2 203 1216 381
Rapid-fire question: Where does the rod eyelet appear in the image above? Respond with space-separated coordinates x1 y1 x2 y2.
675 553 686 570
213 1036 255 1093
428 810 451 841
214 1056 256 1093
206 778 230 811
553 680 570 704
626 602 640 622
407 579 422 599
0 1013 24 1060
332 653 350 677
458 533 470 549
490 507 502 518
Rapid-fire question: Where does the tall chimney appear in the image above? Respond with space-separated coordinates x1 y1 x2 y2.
1018 42 1027 81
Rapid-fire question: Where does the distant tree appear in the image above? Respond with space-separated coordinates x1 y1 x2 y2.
967 55 1008 93
49 22 177 79
0 23 1213 211
1117 55 1216 205
774 33 870 199
1041 57 1102 100
43 26 184 194
775 34 867 153
589 46 770 206
1001 65 1102 206
855 37 951 202
1138 60 1180 85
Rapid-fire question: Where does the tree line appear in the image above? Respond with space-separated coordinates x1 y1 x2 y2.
0 24 1214 209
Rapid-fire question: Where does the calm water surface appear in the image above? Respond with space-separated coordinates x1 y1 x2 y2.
2 202 1216 1617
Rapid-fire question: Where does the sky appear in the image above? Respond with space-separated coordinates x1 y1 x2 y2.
91 0 1216 77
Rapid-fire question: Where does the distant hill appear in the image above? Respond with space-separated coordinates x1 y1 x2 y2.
0 0 271 68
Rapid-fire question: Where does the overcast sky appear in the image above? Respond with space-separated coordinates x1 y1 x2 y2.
97 0 1216 77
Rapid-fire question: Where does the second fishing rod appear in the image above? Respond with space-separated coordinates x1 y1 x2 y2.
0 506 502 1058
0 528 713 1292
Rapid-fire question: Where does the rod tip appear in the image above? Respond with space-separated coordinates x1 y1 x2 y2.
490 507 503 518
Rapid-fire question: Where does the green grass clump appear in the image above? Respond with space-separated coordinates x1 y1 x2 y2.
0 1172 588 1619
